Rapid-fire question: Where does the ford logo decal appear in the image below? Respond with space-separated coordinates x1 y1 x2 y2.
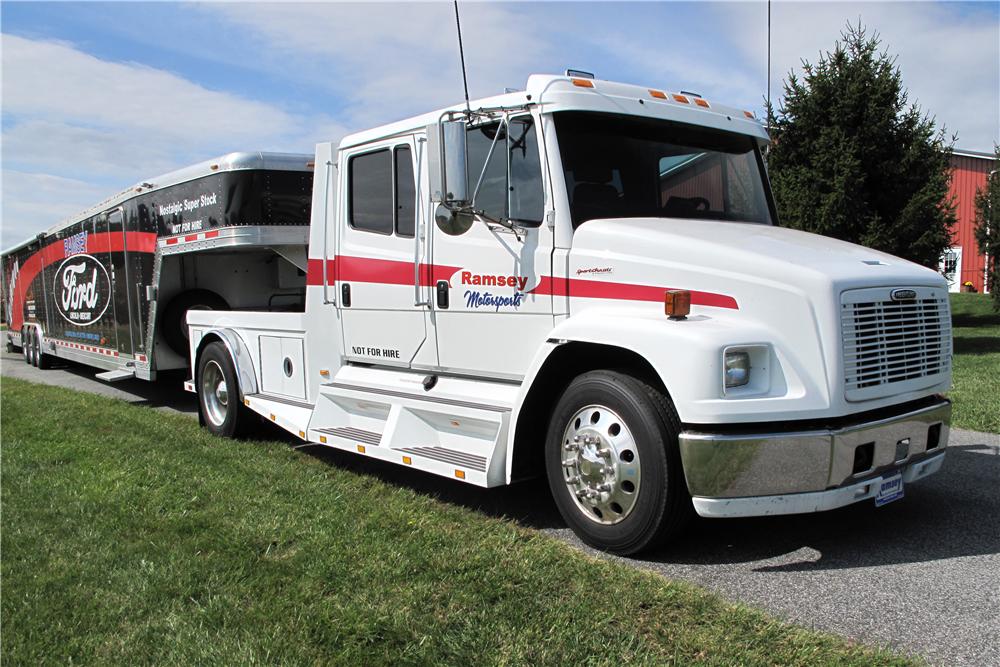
53 254 112 326
891 289 917 301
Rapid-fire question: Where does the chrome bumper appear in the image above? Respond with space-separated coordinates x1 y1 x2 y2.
679 399 951 518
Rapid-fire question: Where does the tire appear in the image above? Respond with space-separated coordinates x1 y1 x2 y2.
29 329 39 367
197 341 253 438
22 328 32 365
36 331 52 369
162 290 229 356
545 370 691 555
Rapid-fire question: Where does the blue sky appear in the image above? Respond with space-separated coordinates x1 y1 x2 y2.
2 1 998 247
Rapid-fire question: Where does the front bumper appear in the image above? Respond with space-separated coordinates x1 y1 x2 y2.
678 399 951 518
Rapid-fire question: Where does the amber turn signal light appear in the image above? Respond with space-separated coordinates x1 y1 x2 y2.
665 290 691 320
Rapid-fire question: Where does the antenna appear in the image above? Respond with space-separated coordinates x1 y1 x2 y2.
453 0 471 113
767 0 771 130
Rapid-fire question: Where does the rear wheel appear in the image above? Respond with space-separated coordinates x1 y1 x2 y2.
36 331 52 369
29 329 39 367
197 341 254 438
545 370 691 555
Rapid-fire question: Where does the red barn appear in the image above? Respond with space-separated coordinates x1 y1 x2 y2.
943 148 995 293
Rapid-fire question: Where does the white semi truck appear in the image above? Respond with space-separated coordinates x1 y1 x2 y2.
185 73 952 554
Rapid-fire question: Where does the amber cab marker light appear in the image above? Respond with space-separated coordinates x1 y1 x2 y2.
744 110 755 119
571 78 594 88
672 94 690 104
694 98 710 108
665 290 691 320
648 89 667 99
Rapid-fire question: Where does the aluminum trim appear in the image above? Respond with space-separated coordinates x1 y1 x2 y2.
323 381 511 412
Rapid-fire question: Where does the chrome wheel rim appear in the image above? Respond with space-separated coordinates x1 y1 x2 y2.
201 360 229 427
560 404 641 525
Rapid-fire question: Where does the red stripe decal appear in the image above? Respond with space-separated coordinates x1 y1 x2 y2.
304 255 736 309
531 275 738 309
7 231 157 331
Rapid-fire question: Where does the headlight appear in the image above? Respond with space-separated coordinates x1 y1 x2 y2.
724 350 751 388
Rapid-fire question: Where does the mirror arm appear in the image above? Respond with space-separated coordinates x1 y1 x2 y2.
471 115 508 206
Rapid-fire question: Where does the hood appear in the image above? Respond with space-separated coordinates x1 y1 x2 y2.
570 217 946 299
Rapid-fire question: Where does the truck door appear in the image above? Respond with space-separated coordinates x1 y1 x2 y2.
429 115 554 380
338 137 435 368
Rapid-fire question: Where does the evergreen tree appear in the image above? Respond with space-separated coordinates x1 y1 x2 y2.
973 146 1000 310
767 23 955 269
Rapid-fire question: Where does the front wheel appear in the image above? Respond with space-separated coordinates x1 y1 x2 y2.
545 370 691 555
197 341 254 438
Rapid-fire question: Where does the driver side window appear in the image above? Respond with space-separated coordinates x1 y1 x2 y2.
465 117 544 224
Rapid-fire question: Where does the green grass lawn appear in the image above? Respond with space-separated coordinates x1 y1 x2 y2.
0 378 911 666
949 293 1000 433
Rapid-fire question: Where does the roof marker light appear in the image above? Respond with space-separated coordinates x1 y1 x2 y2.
744 110 755 119
648 89 667 99
694 98 710 108
672 94 690 104
571 78 595 88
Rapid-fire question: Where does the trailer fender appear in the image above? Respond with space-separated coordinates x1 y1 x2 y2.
506 308 765 483
194 328 259 399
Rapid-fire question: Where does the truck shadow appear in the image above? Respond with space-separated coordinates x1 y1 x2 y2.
643 442 1000 570
304 440 999 570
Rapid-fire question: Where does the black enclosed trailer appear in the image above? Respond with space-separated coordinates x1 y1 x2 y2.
2 152 313 381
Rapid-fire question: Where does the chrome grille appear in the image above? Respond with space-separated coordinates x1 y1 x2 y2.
841 288 951 400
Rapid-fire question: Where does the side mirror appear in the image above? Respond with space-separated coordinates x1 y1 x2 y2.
427 120 469 206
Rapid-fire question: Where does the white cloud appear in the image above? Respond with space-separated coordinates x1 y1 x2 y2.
201 2 551 127
717 2 1000 150
0 33 345 240
0 171 110 247
2 34 297 145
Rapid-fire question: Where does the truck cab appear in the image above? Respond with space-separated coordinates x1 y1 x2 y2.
187 74 951 555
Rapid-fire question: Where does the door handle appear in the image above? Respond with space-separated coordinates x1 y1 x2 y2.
436 281 449 309
341 283 352 307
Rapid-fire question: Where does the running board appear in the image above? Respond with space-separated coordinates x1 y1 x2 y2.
96 369 135 383
306 365 518 487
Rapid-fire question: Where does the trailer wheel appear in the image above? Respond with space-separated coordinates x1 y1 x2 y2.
197 341 252 438
545 370 691 555
22 328 32 364
29 329 40 367
163 290 229 356
36 332 52 369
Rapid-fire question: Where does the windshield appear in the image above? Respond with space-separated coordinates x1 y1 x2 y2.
554 111 774 227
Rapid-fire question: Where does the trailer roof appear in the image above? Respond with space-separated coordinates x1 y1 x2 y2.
3 152 313 256
338 73 769 150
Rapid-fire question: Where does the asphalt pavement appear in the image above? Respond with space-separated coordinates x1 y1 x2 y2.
2 351 997 666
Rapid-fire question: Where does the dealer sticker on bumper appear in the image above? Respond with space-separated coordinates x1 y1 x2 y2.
875 472 904 507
